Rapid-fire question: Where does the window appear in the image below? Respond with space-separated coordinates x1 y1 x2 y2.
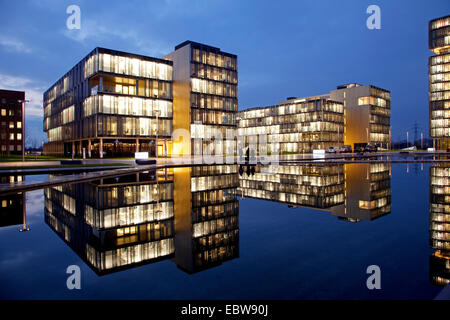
17 133 22 140
17 145 21 151
17 121 22 129
9 133 14 140
9 122 14 129
9 145 14 151
8 110 14 116
1 145 5 151
1 109 5 116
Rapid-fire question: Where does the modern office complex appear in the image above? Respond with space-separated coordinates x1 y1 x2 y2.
164 41 238 156
0 89 24 155
429 164 450 287
237 83 390 153
43 48 173 157
327 84 391 149
43 41 238 157
429 15 450 150
237 97 344 154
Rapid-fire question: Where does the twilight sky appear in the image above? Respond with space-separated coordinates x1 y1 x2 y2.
0 0 448 145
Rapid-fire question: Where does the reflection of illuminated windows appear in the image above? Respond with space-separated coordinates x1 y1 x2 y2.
359 200 376 209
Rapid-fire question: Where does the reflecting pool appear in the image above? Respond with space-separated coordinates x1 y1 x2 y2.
0 162 448 299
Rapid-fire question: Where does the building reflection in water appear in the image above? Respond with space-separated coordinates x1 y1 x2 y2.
0 174 27 230
238 163 391 222
429 164 450 287
43 165 240 275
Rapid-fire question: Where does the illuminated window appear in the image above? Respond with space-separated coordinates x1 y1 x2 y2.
17 133 22 140
1 109 5 116
17 121 22 129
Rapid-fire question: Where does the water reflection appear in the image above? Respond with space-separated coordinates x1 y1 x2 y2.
0 164 395 277
0 174 28 230
429 164 450 287
238 163 391 222
43 165 240 275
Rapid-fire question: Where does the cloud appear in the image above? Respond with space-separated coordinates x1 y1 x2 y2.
61 18 171 57
0 73 46 118
0 36 32 54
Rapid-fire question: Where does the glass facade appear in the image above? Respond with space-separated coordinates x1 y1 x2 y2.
237 98 344 153
189 43 238 155
429 15 450 150
43 48 173 157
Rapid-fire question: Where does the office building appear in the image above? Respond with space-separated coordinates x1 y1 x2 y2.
43 47 173 157
429 15 450 150
237 97 344 154
237 83 390 154
43 41 238 158
164 41 238 156
0 89 24 155
328 84 391 149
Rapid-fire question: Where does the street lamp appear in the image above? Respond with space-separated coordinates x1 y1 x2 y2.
18 99 29 162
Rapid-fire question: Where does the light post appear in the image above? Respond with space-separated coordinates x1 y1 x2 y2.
406 131 409 148
18 99 29 162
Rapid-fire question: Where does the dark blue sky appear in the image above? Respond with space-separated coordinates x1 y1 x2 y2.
0 0 448 144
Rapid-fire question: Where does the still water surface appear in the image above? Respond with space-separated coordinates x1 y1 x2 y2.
0 162 447 299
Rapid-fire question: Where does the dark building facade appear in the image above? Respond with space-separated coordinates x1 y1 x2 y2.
0 89 24 155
